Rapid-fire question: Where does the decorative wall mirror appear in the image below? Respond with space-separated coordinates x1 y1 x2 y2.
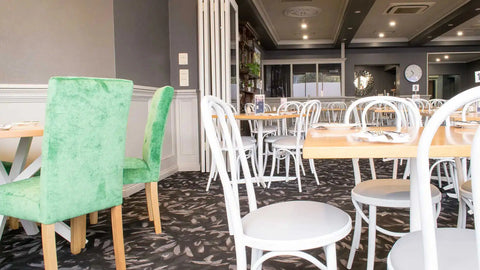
354 70 374 96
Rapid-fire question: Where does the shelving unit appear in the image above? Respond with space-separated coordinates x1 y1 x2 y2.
239 22 261 112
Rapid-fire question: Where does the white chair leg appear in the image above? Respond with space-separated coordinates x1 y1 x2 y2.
403 158 411 179
436 165 442 188
268 149 277 188
392 159 398 179
295 153 302 192
347 205 363 269
206 158 217 191
324 243 338 270
309 159 319 185
251 248 263 270
369 158 376 179
458 198 467 229
234 242 247 270
285 154 290 181
367 205 377 270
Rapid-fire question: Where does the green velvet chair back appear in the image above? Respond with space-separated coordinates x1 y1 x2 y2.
142 86 174 181
39 77 133 224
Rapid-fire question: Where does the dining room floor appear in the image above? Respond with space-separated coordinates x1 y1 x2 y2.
0 158 468 269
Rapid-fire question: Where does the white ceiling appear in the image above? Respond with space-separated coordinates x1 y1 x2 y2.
247 0 480 48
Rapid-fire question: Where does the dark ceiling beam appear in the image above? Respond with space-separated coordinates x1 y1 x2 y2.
333 0 376 48
409 0 480 46
237 0 277 50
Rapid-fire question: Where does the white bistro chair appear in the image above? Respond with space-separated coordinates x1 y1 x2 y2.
269 100 321 192
344 96 442 270
201 95 351 270
387 86 480 270
205 103 258 191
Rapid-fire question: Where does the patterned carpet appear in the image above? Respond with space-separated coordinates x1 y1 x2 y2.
0 158 468 269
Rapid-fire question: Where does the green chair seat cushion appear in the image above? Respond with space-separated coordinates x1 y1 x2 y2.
123 157 151 185
0 177 41 223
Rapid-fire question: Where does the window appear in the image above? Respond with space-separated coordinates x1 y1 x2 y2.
263 60 344 97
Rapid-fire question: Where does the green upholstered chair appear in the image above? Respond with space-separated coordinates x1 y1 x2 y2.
89 86 174 234
0 77 133 270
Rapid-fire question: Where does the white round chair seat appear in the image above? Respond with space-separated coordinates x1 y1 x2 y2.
460 180 472 200
242 201 352 251
272 137 304 149
265 135 291 143
388 228 478 270
241 136 256 143
252 125 277 134
352 179 442 207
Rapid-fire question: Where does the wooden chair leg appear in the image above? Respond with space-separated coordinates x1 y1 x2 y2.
89 212 98 225
70 215 87 254
145 183 154 221
146 182 162 234
41 223 58 270
8 217 19 230
111 205 126 270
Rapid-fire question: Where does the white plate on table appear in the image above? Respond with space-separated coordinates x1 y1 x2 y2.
350 130 411 143
0 124 12 130
311 123 359 130
452 120 480 129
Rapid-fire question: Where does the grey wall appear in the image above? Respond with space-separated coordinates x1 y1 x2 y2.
113 0 170 86
354 65 396 95
169 0 198 90
466 59 480 89
345 48 427 96
0 0 115 83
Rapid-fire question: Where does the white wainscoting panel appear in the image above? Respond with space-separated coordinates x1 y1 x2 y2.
174 89 200 171
0 84 197 197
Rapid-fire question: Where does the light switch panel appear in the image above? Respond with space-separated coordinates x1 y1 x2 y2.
178 53 188 65
179 69 189 86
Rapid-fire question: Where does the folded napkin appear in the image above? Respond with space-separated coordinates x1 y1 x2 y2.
350 130 411 143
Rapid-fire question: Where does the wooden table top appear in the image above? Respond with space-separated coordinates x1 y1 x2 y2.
303 126 472 159
0 124 44 139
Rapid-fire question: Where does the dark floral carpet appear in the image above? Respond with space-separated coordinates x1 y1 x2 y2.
0 159 468 269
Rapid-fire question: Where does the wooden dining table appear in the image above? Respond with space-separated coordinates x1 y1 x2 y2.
303 125 472 232
0 123 72 242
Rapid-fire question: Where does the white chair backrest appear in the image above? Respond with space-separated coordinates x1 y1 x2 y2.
345 96 421 135
409 98 431 111
462 99 480 121
294 100 322 145
201 96 258 236
429 99 446 109
326 101 347 123
416 86 480 269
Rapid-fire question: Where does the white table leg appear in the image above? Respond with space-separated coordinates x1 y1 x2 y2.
0 162 8 185
409 158 421 232
9 137 32 180
257 120 264 185
0 215 6 241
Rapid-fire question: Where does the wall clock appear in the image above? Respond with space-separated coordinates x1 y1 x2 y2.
404 64 422 83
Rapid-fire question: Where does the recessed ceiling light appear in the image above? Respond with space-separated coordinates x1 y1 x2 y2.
444 55 449 59
427 35 432 39
389 21 396 27
448 23 454 27
342 38 347 41
347 27 353 30
303 35 308 40
457 31 463 36
378 32 385 38
436 58 441 62
354 10 361 14
301 23 307 29
475 7 480 11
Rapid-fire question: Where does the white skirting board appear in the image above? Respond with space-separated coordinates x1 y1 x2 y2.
0 84 201 196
